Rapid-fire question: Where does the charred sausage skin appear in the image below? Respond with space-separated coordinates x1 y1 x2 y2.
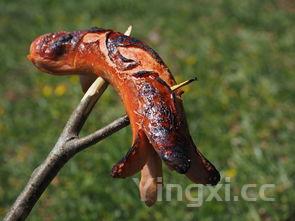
28 27 220 185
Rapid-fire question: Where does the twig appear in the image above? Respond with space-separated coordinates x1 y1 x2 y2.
3 78 129 221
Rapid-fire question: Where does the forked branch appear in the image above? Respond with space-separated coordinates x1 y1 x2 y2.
3 77 129 221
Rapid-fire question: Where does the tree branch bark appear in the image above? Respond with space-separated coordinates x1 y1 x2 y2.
3 78 130 221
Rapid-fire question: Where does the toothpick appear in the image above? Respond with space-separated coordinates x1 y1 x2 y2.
171 77 198 91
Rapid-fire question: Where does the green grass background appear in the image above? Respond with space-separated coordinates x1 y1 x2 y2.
0 0 294 220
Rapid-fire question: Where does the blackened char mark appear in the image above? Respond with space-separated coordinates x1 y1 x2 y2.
107 32 167 68
159 144 190 174
137 81 176 145
56 34 73 44
133 70 172 93
50 33 75 57
87 27 111 33
139 82 157 98
133 70 156 78
135 73 190 174
106 32 139 71
134 70 177 130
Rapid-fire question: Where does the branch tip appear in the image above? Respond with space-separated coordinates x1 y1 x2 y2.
124 25 133 36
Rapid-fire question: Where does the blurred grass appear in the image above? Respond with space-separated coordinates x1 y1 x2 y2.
0 0 294 220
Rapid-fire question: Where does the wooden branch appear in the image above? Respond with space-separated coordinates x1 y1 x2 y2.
3 80 129 221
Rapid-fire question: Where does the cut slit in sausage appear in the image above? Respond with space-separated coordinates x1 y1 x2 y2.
111 129 151 178
139 148 162 207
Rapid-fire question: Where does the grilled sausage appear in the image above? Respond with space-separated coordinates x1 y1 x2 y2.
28 27 220 188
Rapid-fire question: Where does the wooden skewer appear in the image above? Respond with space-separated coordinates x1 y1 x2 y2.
171 76 198 91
